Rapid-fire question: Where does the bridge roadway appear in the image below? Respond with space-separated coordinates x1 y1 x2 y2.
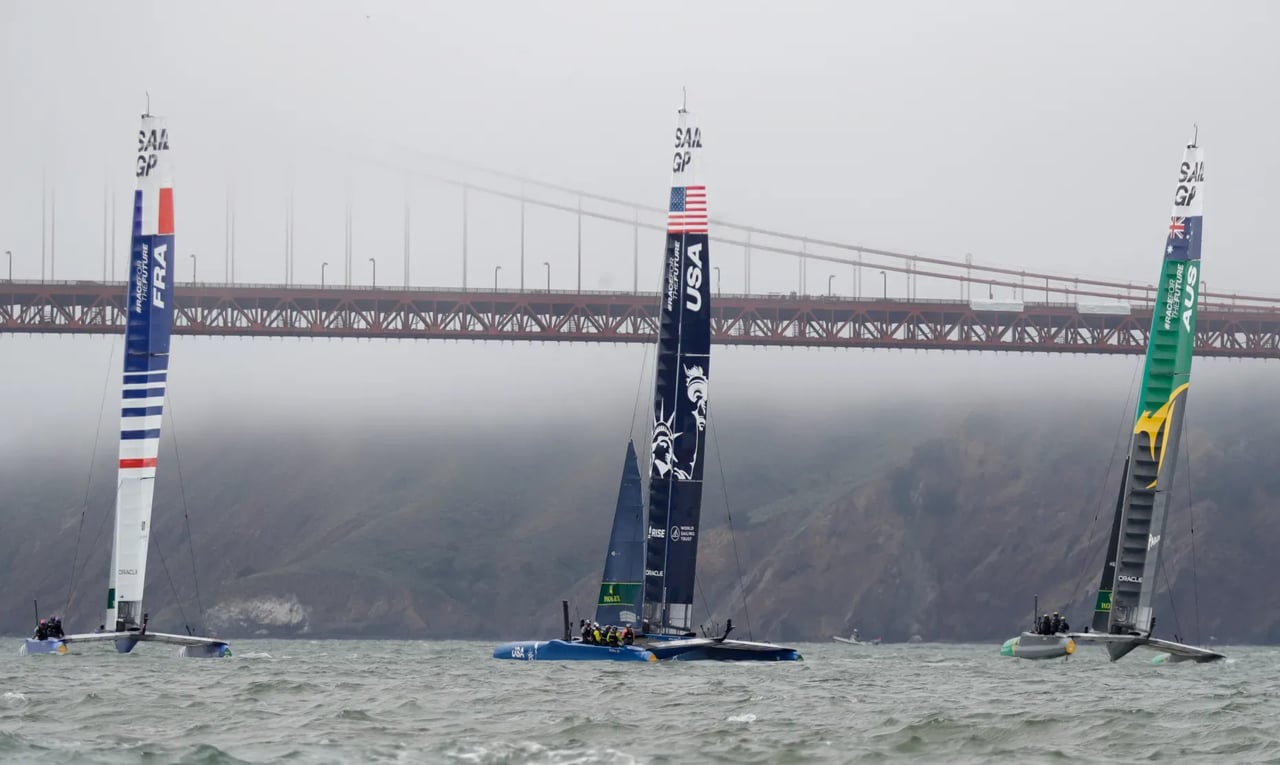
3 280 1279 358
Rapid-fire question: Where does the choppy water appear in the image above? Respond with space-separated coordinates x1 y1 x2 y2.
0 639 1273 763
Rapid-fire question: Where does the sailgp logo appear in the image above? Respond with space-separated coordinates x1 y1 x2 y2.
1174 160 1204 207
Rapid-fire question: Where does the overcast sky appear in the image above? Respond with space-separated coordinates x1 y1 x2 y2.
2 1 1278 462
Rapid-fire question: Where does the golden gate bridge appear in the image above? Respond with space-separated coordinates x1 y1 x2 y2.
4 156 1279 357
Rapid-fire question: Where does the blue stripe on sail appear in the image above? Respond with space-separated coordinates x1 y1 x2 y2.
120 429 162 440
122 387 165 399
123 372 168 384
121 406 165 418
132 189 143 237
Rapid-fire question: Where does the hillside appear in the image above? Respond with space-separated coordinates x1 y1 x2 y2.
2 379 1277 644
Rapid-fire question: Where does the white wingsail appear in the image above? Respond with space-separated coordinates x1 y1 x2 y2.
106 113 177 634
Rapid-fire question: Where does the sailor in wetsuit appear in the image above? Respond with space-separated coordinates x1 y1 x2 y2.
1058 615 1070 634
1037 614 1051 635
33 620 48 640
47 617 64 639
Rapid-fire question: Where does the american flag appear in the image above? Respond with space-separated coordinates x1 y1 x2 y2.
668 185 708 234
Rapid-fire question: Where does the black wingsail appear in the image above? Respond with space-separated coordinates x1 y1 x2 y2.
1090 457 1129 633
594 441 645 627
642 106 711 635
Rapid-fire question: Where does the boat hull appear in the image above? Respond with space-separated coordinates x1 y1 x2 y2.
19 639 68 656
1000 632 1076 660
19 630 230 658
643 636 802 661
493 639 656 662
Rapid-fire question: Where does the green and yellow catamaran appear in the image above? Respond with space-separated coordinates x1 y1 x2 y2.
1003 131 1223 663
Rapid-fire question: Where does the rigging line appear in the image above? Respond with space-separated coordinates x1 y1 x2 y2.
165 391 206 628
708 410 754 641
152 538 191 634
628 341 652 443
1065 353 1145 616
63 335 118 617
69 480 119 617
1181 409 1204 647
695 577 714 633
1157 552 1184 641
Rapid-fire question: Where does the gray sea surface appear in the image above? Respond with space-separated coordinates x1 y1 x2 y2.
0 639 1271 764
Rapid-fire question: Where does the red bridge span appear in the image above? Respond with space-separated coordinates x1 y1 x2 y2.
4 280 1280 358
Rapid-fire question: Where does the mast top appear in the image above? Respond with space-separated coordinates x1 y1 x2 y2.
143 91 151 119
1188 123 1199 149
680 86 687 114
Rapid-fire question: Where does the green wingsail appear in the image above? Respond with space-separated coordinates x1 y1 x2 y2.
1097 138 1204 651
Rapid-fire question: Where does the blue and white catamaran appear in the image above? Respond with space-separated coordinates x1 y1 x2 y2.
22 111 229 658
1001 131 1222 664
494 102 800 662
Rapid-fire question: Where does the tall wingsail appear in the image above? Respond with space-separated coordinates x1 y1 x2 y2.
642 107 711 634
594 441 645 626
1101 136 1204 659
106 114 176 632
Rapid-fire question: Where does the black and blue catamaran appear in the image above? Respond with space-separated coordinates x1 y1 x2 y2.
494 102 799 662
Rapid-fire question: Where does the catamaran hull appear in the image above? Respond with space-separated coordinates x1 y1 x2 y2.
643 637 802 661
1071 632 1224 663
19 639 68 656
1000 632 1076 660
19 630 230 658
493 639 656 662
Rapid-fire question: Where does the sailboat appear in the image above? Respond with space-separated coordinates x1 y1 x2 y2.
494 102 800 662
21 110 230 658
1001 131 1222 663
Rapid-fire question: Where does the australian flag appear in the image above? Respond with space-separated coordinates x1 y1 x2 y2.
1165 215 1202 262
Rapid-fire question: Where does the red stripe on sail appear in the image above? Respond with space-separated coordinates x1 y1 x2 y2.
119 458 158 469
157 188 174 235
